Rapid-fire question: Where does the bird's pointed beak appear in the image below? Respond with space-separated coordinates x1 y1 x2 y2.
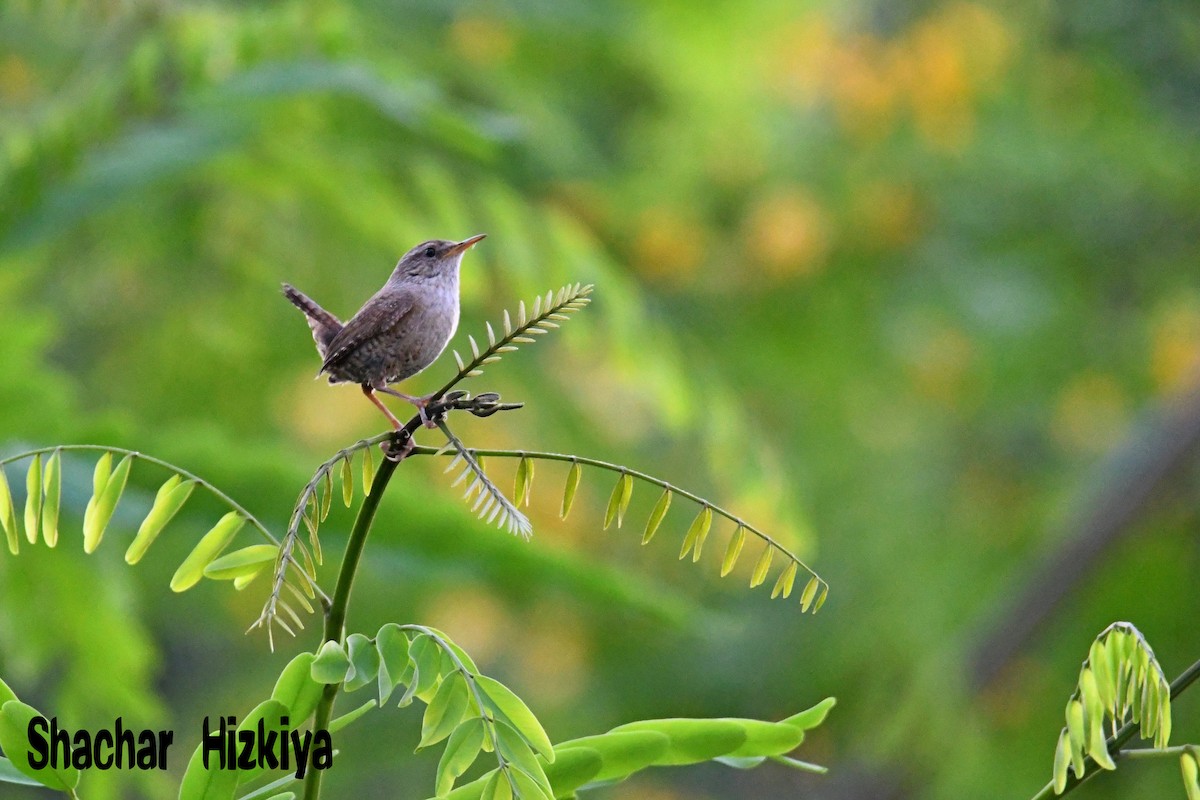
447 234 487 257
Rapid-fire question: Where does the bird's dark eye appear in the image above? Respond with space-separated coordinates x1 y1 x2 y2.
424 246 437 258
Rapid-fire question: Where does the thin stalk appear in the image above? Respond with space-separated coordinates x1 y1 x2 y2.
0 444 279 544
408 444 826 591
1117 745 1200 760
1028 655 1200 800
301 450 400 800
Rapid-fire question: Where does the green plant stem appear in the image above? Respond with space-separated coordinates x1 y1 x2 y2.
1117 745 1200 760
1029 654 1200 800
301 448 400 800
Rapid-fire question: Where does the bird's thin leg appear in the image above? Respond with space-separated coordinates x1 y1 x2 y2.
378 387 437 428
362 385 403 430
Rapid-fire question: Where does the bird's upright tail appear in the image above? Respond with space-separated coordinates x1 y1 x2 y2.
282 283 343 359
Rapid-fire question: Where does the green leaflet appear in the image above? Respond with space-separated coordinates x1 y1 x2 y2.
1066 699 1086 778
376 624 411 704
560 461 580 520
233 700 291 786
679 506 711 561
514 456 533 508
508 766 553 800
436 717 486 796
341 456 354 507
1181 751 1200 800
169 511 245 592
1052 730 1071 793
91 451 112 498
420 673 470 749
800 577 820 611
0 756 41 787
0 700 80 791
270 653 323 724
771 561 798 599
552 730 668 787
22 454 41 546
750 545 773 588
642 490 671 545
610 718 746 766
311 640 352 685
83 453 133 553
362 446 375 496
813 583 829 612
40 450 60 548
720 524 745 577
126 476 195 564
320 470 333 521
615 472 633 527
782 697 836 730
492 721 552 796
409 634 445 703
479 771 510 800
475 675 554 761
0 466 18 555
202 545 279 580
345 633 380 693
178 740 238 800
330 699 376 733
602 473 623 530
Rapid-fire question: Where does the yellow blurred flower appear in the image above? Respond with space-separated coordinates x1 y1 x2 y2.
0 54 34 103
741 188 831 279
449 13 515 68
903 321 974 409
1051 372 1130 454
423 585 515 667
632 207 707 283
1150 296 1200 394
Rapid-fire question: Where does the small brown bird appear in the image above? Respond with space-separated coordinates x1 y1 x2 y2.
283 234 486 430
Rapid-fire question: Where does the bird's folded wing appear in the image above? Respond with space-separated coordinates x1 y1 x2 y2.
320 291 415 373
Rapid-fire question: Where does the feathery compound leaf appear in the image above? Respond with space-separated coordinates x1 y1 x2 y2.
83 453 132 553
0 467 17 554
439 424 531 540
126 476 195 564
721 524 746 576
750 546 773 588
679 506 711 560
514 456 533 508
170 511 245 592
561 461 581 520
438 283 594 392
23 454 41 546
643 490 671 545
40 450 60 548
1048 620 1176 785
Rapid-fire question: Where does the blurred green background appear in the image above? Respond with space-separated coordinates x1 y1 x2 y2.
3 1 1200 798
